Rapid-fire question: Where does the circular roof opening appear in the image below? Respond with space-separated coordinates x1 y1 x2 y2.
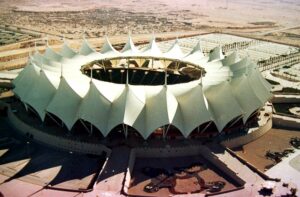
82 57 205 85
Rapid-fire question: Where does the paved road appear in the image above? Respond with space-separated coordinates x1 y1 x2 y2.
257 25 300 36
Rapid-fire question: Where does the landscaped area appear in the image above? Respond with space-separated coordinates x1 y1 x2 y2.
234 128 300 172
128 156 240 196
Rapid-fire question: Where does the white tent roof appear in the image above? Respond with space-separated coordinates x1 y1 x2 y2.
208 46 224 62
78 80 112 135
12 61 31 86
143 86 171 138
31 51 43 64
46 76 90 129
248 66 272 103
228 57 249 77
13 36 272 139
130 86 178 139
184 41 204 63
204 82 244 131
100 36 120 58
106 85 127 132
202 61 232 86
60 43 77 58
79 39 97 56
169 83 213 137
254 66 272 90
22 70 58 120
121 35 140 56
45 45 85 66
32 54 62 72
44 46 63 62
43 69 61 87
164 39 185 59
123 85 146 127
230 75 264 122
222 51 240 66
13 63 40 100
142 36 162 57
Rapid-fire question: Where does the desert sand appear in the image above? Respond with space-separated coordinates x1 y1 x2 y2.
0 0 299 46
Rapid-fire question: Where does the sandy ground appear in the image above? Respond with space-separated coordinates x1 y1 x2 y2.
0 0 299 46
128 156 237 196
235 128 300 172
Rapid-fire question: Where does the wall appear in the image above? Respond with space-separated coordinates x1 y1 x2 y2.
0 100 7 110
221 117 272 148
224 147 280 182
273 114 300 130
7 106 111 156
0 82 13 89
272 95 300 104
123 145 245 195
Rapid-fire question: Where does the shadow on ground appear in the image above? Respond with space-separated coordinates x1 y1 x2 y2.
0 117 106 190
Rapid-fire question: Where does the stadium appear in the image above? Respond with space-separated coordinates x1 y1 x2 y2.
1 33 299 197
12 35 272 141
0 0 299 195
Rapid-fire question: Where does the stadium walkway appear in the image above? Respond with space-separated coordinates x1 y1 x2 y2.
214 147 295 196
215 150 264 184
266 149 300 196
95 146 130 196
212 148 265 196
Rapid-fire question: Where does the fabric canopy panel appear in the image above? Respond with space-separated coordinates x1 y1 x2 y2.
46 77 89 130
164 39 185 59
184 42 205 64
60 44 77 58
248 65 272 103
204 82 244 131
144 86 172 138
79 39 96 55
121 36 140 56
78 81 113 136
123 85 146 128
101 36 120 58
106 85 128 132
22 70 58 120
222 51 240 66
209 47 224 62
169 83 213 137
13 35 273 139
44 47 64 62
230 75 263 123
13 63 40 100
142 37 162 57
